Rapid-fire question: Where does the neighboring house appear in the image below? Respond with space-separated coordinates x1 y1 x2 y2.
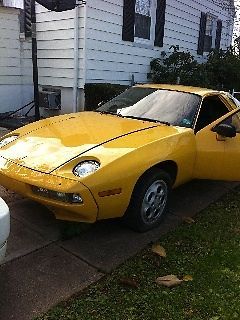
35 0 235 114
0 0 33 114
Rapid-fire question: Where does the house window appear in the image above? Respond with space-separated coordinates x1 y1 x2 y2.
135 0 151 40
197 12 222 55
204 14 217 52
122 0 166 47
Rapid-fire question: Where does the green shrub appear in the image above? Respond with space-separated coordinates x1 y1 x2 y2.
85 83 128 111
205 47 240 91
149 45 240 91
149 45 207 86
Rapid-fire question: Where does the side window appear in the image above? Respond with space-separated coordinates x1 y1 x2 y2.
220 111 240 133
224 93 240 109
195 95 230 132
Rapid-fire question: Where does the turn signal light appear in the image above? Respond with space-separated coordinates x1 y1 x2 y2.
98 188 122 197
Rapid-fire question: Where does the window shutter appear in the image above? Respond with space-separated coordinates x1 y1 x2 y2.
24 0 32 37
197 12 207 55
215 19 222 50
122 0 136 42
154 0 166 47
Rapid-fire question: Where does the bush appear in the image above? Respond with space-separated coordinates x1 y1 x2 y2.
85 83 128 111
205 47 240 91
149 45 240 91
149 45 207 86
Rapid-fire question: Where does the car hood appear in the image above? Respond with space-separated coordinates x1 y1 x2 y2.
0 112 164 173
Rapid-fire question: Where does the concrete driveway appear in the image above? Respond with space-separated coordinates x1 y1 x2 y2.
0 179 238 320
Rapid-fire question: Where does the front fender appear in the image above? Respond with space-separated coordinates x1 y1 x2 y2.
52 126 196 220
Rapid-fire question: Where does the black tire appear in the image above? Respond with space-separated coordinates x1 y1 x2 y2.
124 168 172 232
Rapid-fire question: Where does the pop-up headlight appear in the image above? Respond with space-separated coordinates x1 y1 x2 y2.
73 161 100 178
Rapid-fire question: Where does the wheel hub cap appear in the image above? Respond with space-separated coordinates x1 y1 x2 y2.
141 180 168 225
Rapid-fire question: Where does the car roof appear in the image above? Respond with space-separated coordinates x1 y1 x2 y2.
135 84 220 97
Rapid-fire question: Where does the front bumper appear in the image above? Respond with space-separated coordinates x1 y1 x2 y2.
0 157 98 223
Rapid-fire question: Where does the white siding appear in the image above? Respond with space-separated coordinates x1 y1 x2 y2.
35 0 234 89
164 0 232 52
0 6 33 112
36 4 85 88
85 0 234 85
0 7 32 85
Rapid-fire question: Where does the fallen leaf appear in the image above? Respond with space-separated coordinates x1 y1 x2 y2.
182 216 195 224
183 275 193 282
152 243 167 258
119 277 139 289
156 275 183 288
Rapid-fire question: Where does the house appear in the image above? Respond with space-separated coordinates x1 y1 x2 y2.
0 0 33 114
34 0 235 114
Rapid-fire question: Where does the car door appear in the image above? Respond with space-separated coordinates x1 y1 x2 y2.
193 94 240 181
214 109 240 180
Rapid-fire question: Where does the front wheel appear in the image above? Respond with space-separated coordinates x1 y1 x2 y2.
124 169 172 232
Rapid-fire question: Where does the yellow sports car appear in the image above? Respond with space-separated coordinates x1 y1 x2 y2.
0 84 240 232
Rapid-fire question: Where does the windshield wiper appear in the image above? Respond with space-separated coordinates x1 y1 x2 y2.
95 110 114 115
95 111 170 126
95 110 124 117
121 115 170 126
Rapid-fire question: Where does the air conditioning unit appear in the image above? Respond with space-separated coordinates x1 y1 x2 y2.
39 90 61 110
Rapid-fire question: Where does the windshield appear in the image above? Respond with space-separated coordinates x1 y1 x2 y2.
97 87 201 128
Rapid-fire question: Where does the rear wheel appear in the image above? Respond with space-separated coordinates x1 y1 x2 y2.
124 169 172 232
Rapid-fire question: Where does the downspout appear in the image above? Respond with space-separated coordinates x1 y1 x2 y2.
73 2 79 113
73 1 87 112
81 2 87 109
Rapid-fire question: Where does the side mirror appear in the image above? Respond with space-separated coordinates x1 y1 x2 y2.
212 123 237 138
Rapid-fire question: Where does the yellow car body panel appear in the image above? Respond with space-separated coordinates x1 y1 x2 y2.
194 109 240 180
0 114 196 222
0 84 239 224
0 112 156 173
53 125 196 220
0 157 98 222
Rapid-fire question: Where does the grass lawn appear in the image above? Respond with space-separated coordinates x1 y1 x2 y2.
36 187 240 320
